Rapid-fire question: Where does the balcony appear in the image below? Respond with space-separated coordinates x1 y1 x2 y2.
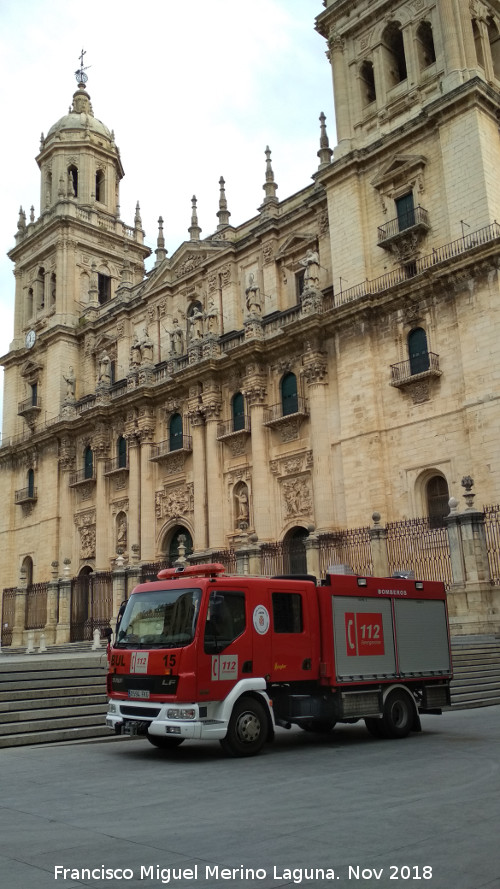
390 352 441 388
216 415 251 441
18 395 42 419
15 486 37 504
378 206 430 259
68 467 96 487
263 396 309 429
104 456 129 476
150 436 193 462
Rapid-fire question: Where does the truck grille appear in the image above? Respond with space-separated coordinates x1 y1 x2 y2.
121 706 161 718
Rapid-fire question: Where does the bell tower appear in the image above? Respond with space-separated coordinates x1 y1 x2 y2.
2 57 151 443
315 0 500 289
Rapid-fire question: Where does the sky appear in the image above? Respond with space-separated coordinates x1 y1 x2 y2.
0 0 335 431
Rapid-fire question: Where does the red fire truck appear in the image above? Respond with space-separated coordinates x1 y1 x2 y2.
105 564 452 756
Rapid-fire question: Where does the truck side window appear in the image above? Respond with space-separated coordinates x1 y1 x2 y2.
204 591 246 654
272 593 303 633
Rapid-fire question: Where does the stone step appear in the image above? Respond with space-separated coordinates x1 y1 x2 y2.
0 694 107 717
0 684 105 705
0 724 112 748
0 709 109 737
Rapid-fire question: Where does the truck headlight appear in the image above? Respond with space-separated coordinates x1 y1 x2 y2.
108 702 118 714
167 708 196 720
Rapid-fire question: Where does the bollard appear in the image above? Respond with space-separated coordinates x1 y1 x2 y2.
26 630 35 654
38 632 47 653
91 628 101 650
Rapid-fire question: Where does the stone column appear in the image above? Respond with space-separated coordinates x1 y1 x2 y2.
327 33 352 155
139 433 155 562
55 566 72 644
305 532 320 580
369 513 389 578
245 379 273 542
112 558 128 630
303 350 332 532
44 562 60 644
204 395 224 550
11 587 27 647
189 406 208 553
126 434 141 562
437 0 465 88
95 456 108 569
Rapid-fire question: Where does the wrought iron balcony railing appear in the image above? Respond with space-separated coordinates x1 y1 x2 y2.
378 205 430 246
216 415 251 440
150 436 193 461
15 486 38 504
263 396 309 426
18 395 42 416
68 467 96 486
104 456 129 474
390 352 441 386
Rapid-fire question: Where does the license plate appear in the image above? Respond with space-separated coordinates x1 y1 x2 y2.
128 689 150 699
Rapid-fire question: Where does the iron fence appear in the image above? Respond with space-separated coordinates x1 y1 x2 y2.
1 588 17 645
70 572 113 641
318 528 373 579
140 561 170 583
484 504 500 585
386 517 452 588
25 583 48 630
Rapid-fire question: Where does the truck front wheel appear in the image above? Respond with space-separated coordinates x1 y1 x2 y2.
382 690 414 739
220 696 269 757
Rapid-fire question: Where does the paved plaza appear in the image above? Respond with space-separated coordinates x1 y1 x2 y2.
0 706 499 889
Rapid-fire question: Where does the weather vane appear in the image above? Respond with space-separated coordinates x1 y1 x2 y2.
75 49 91 86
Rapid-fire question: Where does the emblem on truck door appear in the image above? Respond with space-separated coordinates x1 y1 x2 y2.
253 605 270 635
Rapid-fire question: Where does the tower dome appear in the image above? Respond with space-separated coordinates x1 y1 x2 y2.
45 83 113 143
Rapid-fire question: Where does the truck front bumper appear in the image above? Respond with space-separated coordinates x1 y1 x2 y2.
106 699 229 741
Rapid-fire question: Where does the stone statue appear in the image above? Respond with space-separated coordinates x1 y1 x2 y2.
117 515 127 549
235 484 250 525
245 273 262 316
130 335 141 367
170 318 184 356
189 306 204 341
63 367 76 400
142 327 154 364
98 351 111 385
300 249 320 290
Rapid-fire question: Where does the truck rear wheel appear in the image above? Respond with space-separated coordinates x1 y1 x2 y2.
147 733 184 750
382 690 414 739
220 696 268 757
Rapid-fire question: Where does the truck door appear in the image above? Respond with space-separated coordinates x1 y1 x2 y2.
196 588 253 701
269 588 317 681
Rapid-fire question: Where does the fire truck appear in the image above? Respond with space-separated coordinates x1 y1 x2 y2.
105 564 452 756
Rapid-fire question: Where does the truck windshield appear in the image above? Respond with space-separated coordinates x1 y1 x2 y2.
115 587 202 649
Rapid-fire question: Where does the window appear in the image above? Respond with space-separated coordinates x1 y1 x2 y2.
408 327 430 375
360 60 376 105
426 475 450 529
281 372 298 416
169 413 183 451
95 169 105 203
296 269 305 299
204 591 246 653
84 446 94 480
98 273 111 305
30 383 38 406
473 20 485 68
487 16 500 79
382 22 407 84
272 593 303 634
27 468 35 499
396 192 415 231
416 21 436 70
117 436 127 469
232 392 245 432
37 267 45 310
68 165 78 197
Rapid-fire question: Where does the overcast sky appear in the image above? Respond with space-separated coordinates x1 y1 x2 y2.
0 0 335 431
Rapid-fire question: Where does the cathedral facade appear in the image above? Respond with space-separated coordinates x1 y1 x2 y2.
1 1 500 618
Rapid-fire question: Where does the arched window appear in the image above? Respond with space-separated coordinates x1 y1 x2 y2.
117 436 127 468
408 328 430 375
50 272 56 306
426 475 450 529
68 164 78 198
232 392 245 432
360 60 376 105
473 20 485 68
37 267 45 310
27 468 35 499
416 21 436 70
95 169 105 203
27 287 34 319
169 413 183 451
21 555 34 587
281 372 298 416
382 22 407 84
487 16 500 79
84 446 94 479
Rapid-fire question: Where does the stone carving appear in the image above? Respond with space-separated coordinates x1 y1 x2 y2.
98 351 111 386
130 335 141 367
299 249 320 290
155 484 193 519
63 367 76 401
234 482 250 527
141 327 154 364
116 514 127 550
282 477 312 518
170 318 184 356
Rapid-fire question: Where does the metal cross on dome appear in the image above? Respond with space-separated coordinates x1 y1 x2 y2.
75 49 91 86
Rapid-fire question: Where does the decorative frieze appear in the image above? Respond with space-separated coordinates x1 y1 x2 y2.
155 483 194 520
